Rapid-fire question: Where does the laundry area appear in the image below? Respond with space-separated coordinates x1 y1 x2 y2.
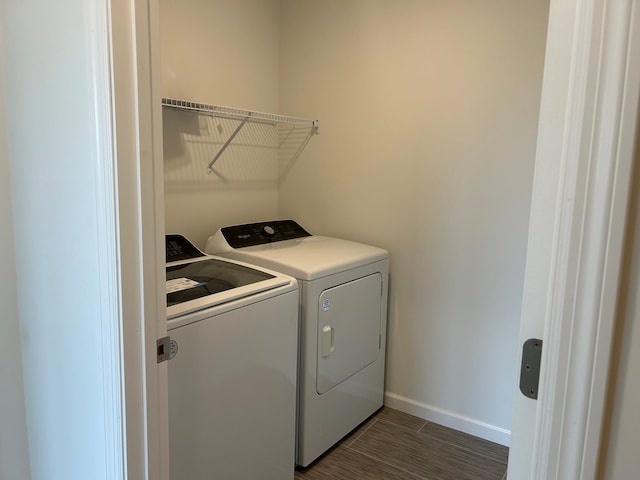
158 0 548 478
6 0 640 479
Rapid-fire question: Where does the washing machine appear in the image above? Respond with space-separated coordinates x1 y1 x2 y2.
165 234 299 480
205 220 389 467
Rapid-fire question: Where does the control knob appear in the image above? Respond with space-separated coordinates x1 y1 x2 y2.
263 225 275 237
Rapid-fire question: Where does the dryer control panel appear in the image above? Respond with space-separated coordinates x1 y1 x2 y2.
220 220 311 248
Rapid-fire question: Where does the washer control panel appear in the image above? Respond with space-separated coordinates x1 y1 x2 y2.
221 220 311 248
166 234 206 262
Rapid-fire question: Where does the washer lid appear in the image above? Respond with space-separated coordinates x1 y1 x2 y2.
166 256 293 319
207 233 388 281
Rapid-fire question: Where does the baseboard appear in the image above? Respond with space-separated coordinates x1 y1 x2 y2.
384 392 511 447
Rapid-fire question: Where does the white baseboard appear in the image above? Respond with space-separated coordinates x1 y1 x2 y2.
384 392 511 447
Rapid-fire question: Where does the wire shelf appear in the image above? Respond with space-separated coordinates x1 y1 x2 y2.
161 98 319 177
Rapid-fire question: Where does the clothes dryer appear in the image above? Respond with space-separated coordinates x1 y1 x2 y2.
205 221 389 467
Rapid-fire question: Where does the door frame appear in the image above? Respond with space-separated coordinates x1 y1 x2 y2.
98 0 168 478
509 0 640 478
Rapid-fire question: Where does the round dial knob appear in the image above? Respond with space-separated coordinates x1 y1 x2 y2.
263 225 275 236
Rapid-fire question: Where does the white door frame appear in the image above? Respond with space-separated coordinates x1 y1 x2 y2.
509 0 640 478
97 0 168 478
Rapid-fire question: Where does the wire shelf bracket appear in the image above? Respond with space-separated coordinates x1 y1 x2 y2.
161 98 319 176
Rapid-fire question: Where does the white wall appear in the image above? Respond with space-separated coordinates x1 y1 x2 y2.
2 1 111 478
278 0 549 442
601 125 640 479
0 23 31 480
160 0 282 248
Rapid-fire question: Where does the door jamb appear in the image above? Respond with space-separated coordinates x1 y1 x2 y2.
511 1 640 478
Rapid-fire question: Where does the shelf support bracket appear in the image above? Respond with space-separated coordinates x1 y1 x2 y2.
207 113 252 173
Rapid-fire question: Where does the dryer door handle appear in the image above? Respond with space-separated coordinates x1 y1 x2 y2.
321 326 335 358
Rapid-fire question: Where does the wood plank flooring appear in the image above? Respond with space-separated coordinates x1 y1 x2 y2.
295 407 508 480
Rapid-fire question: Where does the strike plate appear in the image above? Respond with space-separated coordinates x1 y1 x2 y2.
157 336 170 363
519 338 543 399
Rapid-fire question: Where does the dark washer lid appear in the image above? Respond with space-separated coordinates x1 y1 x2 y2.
166 258 275 307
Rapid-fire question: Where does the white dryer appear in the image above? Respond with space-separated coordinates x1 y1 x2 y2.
166 234 299 480
205 220 389 467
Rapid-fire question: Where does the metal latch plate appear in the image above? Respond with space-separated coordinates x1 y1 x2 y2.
157 336 170 363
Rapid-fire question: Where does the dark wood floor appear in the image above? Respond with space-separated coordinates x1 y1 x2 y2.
295 407 508 480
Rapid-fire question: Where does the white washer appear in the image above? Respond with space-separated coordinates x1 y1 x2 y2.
166 234 299 480
205 220 389 467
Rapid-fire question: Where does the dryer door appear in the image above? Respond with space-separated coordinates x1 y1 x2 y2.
316 273 382 395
